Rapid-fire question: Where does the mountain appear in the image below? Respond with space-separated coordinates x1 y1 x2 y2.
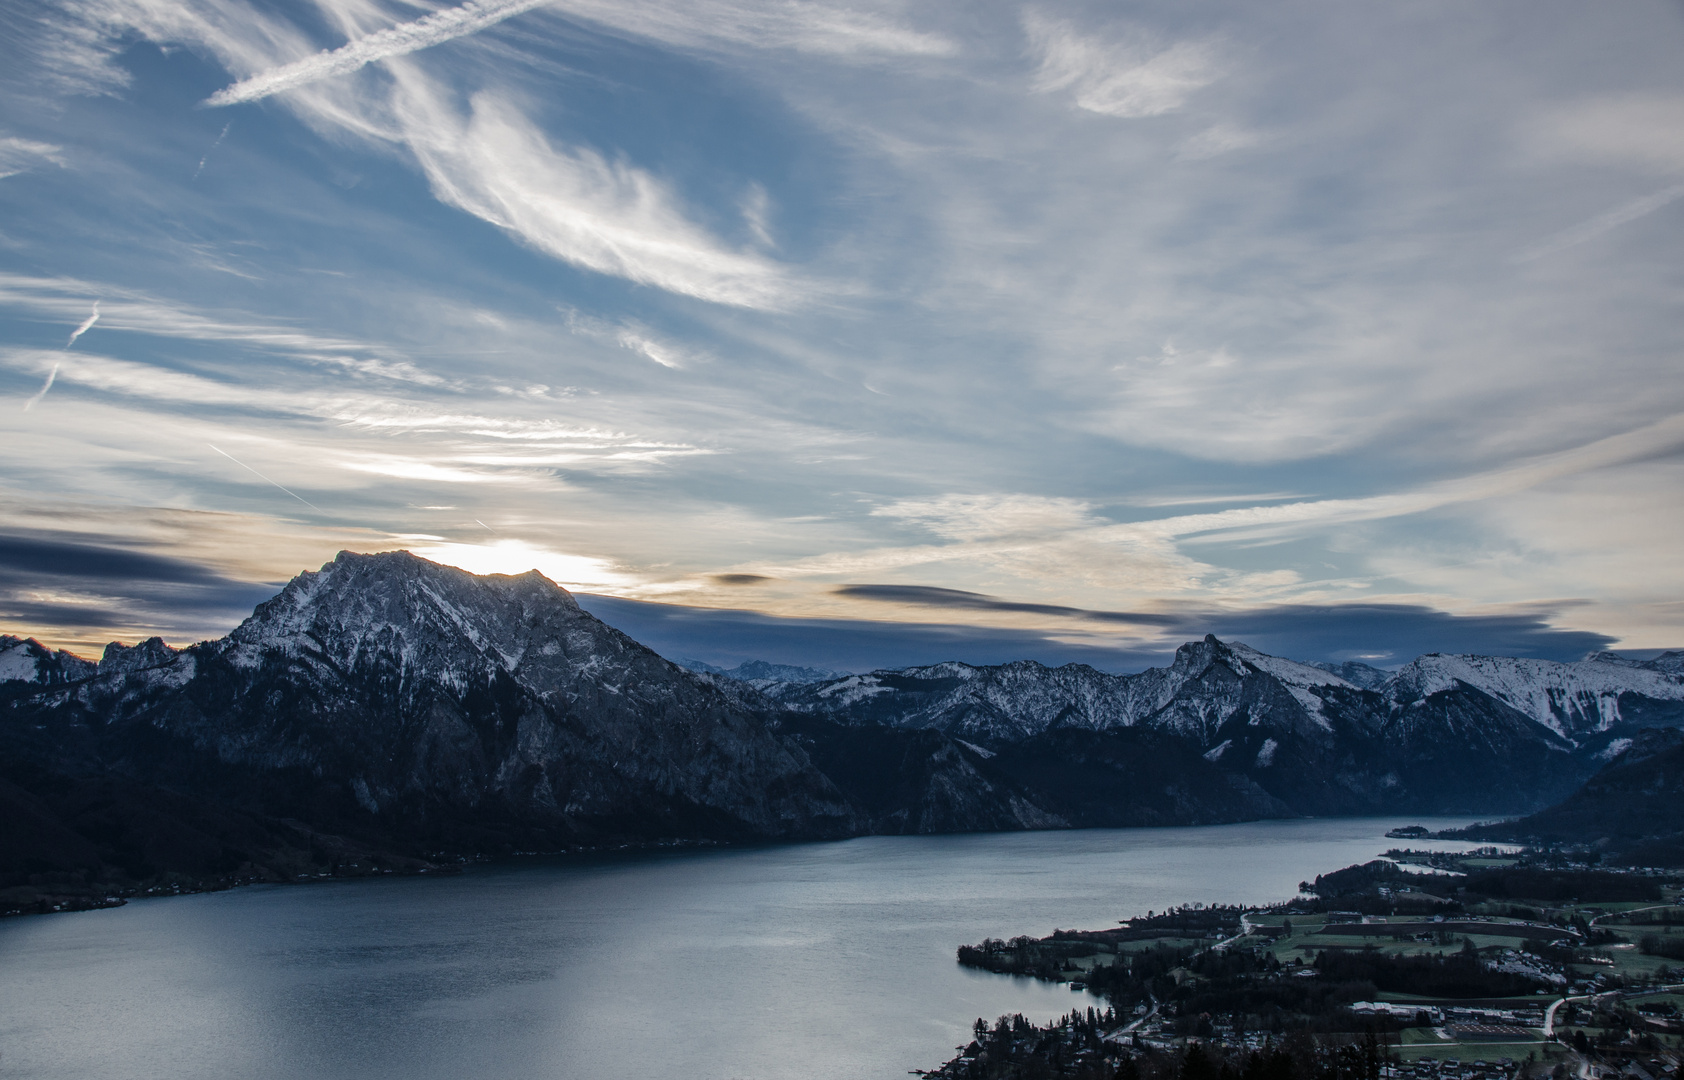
1458 728 1684 864
763 635 1684 816
0 552 861 910
9 552 1684 911
0 636 97 686
1386 652 1684 740
677 658 848 690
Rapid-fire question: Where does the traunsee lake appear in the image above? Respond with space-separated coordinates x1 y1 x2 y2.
0 818 1485 1080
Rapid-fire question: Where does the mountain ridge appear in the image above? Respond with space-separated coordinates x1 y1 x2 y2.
6 550 1684 914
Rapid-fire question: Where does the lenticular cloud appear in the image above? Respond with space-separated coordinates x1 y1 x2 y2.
203 0 553 107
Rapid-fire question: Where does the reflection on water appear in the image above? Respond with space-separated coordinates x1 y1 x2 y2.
0 818 1481 1080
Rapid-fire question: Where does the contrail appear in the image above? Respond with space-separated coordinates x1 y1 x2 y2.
208 443 323 512
26 300 100 410
22 363 58 412
193 122 232 179
66 301 99 346
203 0 553 107
475 518 496 531
1515 183 1684 263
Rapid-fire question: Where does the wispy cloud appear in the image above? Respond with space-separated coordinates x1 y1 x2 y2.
738 412 1684 611
1514 182 1684 263
394 84 805 309
872 493 1097 541
203 0 555 107
202 0 954 113
540 0 956 59
563 308 704 368
1024 12 1218 118
0 136 65 179
58 1 813 309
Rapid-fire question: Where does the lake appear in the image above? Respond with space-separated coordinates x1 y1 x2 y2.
0 818 1485 1080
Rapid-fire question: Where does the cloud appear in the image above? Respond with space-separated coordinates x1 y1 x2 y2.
203 0 956 111
394 84 805 309
872 493 1098 541
0 136 65 179
576 592 1620 673
539 0 956 59
713 573 770 585
577 591 1171 672
744 415 1684 611
342 458 533 484
0 531 252 587
1025 13 1218 118
0 274 377 356
58 3 811 309
1514 182 1684 262
833 583 1180 625
829 583 1619 665
1538 94 1684 172
204 0 555 106
0 530 281 652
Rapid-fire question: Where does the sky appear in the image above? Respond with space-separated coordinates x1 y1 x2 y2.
1 0 1682 672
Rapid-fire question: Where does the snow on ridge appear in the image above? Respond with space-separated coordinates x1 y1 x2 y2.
1225 641 1356 690
0 641 40 683
814 674 892 703
1390 652 1684 738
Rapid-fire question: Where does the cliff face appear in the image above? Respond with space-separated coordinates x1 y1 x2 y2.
3 552 859 858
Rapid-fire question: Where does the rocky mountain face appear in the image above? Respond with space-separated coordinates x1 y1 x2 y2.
0 552 860 902
762 635 1684 817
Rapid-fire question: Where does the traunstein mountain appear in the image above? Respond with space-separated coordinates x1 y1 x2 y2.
4 551 1684 901
1 552 860 866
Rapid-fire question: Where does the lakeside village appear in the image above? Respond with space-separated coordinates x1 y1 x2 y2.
921 845 1684 1080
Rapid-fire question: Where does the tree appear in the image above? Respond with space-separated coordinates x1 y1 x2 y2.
1182 1044 1220 1080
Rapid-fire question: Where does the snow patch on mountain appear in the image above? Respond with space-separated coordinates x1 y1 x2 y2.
0 640 41 683
1388 653 1684 740
1227 641 1355 690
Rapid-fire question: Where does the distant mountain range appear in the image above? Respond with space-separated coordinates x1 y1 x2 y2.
4 551 1682 908
750 637 1684 819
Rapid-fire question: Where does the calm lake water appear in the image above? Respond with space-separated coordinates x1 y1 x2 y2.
0 818 1486 1080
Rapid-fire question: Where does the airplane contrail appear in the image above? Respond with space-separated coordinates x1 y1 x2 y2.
22 362 58 412
66 301 99 346
25 300 101 410
208 443 323 512
193 122 232 179
1515 183 1684 263
203 0 553 107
